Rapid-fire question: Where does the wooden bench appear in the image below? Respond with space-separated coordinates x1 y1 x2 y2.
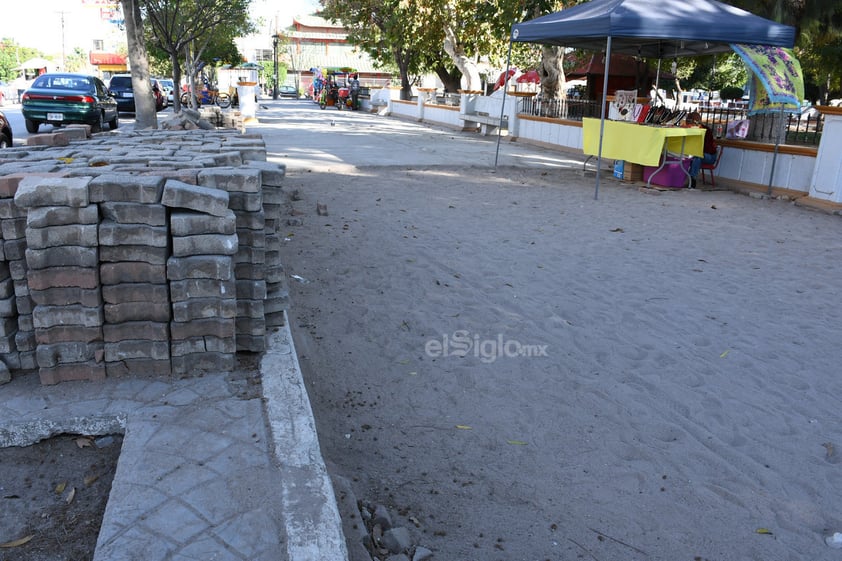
459 111 508 136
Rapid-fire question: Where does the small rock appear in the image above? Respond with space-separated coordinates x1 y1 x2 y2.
413 546 434 561
290 189 302 201
316 202 328 216
95 436 116 448
381 526 412 554
373 504 392 529
286 218 304 227
0 361 10 385
826 532 842 548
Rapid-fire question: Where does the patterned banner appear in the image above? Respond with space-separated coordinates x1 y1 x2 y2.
730 44 804 115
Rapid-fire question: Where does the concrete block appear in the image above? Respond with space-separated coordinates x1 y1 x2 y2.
4 238 28 261
99 262 166 285
169 278 235 301
171 352 234 375
33 304 103 329
172 233 239 257
172 298 236 322
0 197 27 218
244 161 285 186
25 246 99 270
36 341 104 368
14 176 91 207
161 179 230 217
39 361 106 385
103 321 169 342
100 202 167 226
26 267 99 291
1 217 27 240
99 245 169 265
228 191 263 212
170 317 235 340
236 279 267 300
166 255 233 281
29 286 102 307
170 209 236 236
88 174 165 204
26 205 99 227
198 167 261 193
25 223 98 249
104 340 170 362
99 221 168 247
35 325 102 344
101 283 169 304
104 301 171 323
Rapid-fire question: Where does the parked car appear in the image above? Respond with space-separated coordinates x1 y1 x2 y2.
158 78 175 105
21 73 118 133
109 74 164 113
0 111 12 148
279 85 299 98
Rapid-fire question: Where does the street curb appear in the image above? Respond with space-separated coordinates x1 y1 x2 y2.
261 315 350 561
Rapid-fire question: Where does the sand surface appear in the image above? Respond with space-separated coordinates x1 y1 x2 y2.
274 121 842 560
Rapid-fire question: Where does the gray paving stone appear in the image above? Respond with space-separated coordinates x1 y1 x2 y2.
103 321 169 342
35 341 104 368
170 209 236 236
99 245 170 265
171 298 236 322
33 304 103 329
172 233 239 257
88 174 165 204
14 176 91 208
101 283 169 304
26 205 99 227
169 278 235 301
99 221 168 247
166 255 233 281
198 168 261 193
161 179 230 217
99 262 166 285
25 246 99 269
25 223 98 249
100 202 167 226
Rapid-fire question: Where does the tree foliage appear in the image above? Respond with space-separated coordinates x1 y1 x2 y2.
141 0 254 110
0 39 45 82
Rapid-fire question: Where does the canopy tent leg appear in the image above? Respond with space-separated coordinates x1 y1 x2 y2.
594 36 613 200
495 38 515 168
768 103 785 194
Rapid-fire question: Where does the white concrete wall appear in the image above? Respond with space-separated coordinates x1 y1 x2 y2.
809 111 842 201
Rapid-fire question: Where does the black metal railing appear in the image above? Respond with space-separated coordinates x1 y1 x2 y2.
514 97 823 146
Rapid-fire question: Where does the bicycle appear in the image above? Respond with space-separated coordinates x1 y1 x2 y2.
180 87 231 109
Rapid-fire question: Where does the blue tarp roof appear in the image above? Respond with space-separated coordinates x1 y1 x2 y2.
511 0 796 58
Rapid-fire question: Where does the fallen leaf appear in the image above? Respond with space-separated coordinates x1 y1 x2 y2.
823 442 835 459
89 161 108 167
55 481 67 494
756 528 774 535
719 350 730 358
610 228 624 233
507 440 528 445
75 437 93 448
0 535 34 548
455 425 473 430
65 487 76 504
57 157 74 164
84 474 100 486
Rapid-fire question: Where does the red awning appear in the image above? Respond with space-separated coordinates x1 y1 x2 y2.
89 52 127 66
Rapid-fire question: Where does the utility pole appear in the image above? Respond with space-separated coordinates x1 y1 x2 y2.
57 11 67 71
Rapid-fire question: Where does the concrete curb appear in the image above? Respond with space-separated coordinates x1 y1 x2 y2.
261 315 349 561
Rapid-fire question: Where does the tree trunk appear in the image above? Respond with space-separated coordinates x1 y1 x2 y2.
393 49 412 101
121 0 157 129
443 26 481 91
434 65 462 93
539 45 565 100
171 51 184 113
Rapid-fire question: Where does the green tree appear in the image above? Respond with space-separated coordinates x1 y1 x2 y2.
0 39 44 82
141 0 254 111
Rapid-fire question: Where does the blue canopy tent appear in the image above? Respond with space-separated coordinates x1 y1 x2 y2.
504 0 796 198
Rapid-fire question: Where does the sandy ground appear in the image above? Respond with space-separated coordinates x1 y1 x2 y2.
280 163 842 561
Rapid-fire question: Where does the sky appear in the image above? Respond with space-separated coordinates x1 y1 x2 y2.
0 0 321 56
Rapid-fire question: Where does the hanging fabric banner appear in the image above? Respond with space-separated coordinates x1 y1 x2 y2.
730 44 803 115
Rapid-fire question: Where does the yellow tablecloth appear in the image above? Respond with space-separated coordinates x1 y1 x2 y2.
582 118 705 167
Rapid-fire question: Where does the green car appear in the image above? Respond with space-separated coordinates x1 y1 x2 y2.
22 73 118 134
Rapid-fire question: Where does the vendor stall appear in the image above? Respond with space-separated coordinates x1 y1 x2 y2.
507 0 796 198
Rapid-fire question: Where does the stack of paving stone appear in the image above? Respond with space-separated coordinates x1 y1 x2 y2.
89 174 170 378
197 168 267 352
0 129 292 384
0 185 35 371
251 161 289 328
15 176 104 384
162 179 238 376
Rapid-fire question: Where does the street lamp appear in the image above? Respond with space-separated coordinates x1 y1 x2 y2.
272 34 279 100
